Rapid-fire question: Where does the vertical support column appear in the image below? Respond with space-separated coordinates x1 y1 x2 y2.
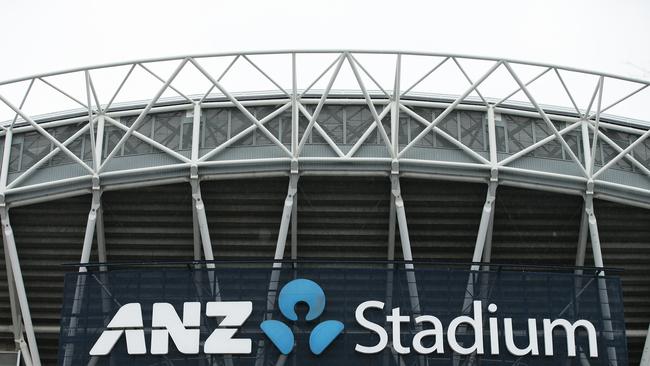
190 171 216 273
290 188 298 264
64 181 102 366
459 178 497 366
0 128 25 357
189 167 232 366
0 208 41 366
390 164 422 366
192 204 201 261
470 179 497 272
482 104 498 271
572 200 590 330
390 162 420 314
255 167 299 366
268 163 299 305
575 201 589 270
2 220 23 356
190 102 203 263
462 179 497 316
584 183 618 366
95 204 107 267
574 199 590 310
79 186 101 272
481 205 495 266
190 101 205 260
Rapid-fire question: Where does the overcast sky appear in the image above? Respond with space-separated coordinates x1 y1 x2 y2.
0 0 649 121
1 0 648 80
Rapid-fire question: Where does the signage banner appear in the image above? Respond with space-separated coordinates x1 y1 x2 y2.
58 263 628 365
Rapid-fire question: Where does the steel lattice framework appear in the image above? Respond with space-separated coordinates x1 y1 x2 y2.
0 51 649 365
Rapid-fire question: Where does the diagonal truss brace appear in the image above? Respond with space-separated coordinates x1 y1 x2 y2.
190 58 293 159
346 53 394 158
102 115 191 163
399 104 490 165
99 59 189 173
587 123 650 179
504 62 588 177
0 93 94 175
399 61 502 159
296 103 345 157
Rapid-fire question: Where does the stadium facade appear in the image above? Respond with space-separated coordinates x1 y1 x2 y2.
0 51 648 365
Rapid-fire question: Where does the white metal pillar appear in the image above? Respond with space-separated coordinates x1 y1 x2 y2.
390 162 420 315
190 103 203 262
386 193 397 302
389 162 420 366
190 169 231 366
459 173 497 366
189 172 219 293
2 218 28 365
95 204 107 267
576 202 589 270
462 178 498 327
80 186 101 272
290 189 298 263
481 105 498 270
192 204 201 261
584 183 618 366
0 208 41 366
255 166 299 366
64 182 102 366
470 180 497 273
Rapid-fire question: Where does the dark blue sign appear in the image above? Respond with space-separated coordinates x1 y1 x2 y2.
58 263 628 365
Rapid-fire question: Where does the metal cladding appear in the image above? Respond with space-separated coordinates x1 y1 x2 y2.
0 51 648 364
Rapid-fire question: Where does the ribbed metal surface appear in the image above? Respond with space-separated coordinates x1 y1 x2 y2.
202 177 287 258
102 185 194 261
297 177 390 259
401 179 486 261
0 180 647 364
491 186 583 267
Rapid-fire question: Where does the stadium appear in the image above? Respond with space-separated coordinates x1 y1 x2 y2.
0 50 648 365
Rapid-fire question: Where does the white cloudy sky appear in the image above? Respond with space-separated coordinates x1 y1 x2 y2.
0 0 649 120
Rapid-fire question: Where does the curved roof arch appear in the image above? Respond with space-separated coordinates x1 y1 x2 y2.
0 51 648 208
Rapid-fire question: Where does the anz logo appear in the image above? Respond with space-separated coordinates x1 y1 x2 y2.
260 279 344 355
89 278 344 356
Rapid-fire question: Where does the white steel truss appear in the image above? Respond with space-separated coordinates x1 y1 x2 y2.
0 51 648 364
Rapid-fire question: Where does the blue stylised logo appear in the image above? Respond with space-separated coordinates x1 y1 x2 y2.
260 279 344 355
